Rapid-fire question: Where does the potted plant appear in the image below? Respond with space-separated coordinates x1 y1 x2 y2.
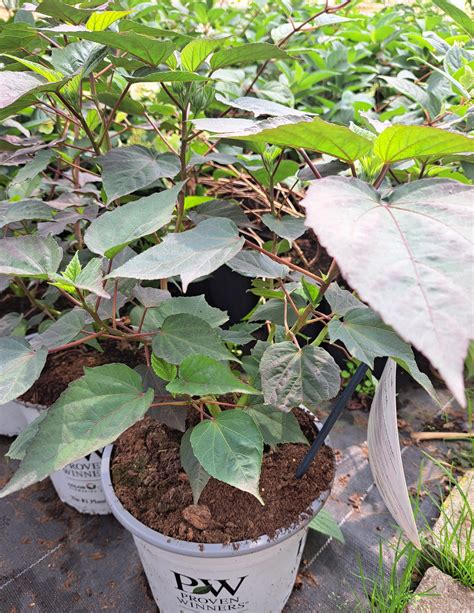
0 1 473 610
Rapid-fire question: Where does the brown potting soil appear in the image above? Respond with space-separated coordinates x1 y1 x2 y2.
111 410 335 544
20 340 144 406
291 231 333 275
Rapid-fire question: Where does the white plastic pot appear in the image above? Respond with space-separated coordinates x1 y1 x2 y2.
101 421 333 613
0 398 43 436
51 449 110 515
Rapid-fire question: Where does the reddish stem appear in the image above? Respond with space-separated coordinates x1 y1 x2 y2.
48 332 103 354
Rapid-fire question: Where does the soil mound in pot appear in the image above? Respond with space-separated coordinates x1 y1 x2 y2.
20 340 143 406
111 410 335 544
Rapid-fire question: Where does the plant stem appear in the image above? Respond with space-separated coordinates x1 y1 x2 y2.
175 102 190 232
112 280 118 329
319 259 340 295
277 280 300 318
98 83 131 149
48 331 104 354
245 240 323 284
243 0 352 94
291 259 339 336
312 325 329 346
161 83 182 109
143 341 151 367
300 149 322 179
137 306 148 334
14 277 55 320
56 92 102 156
77 289 107 330
145 112 179 154
374 163 390 189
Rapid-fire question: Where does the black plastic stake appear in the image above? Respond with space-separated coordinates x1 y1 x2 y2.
296 363 369 479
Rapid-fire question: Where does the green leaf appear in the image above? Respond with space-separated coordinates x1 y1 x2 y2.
180 429 210 504
0 24 38 54
37 0 93 24
187 198 249 226
86 10 132 31
244 404 308 448
152 314 235 365
0 337 47 405
62 252 82 281
1 54 62 82
0 199 53 229
0 314 24 338
433 0 474 37
302 278 320 307
217 95 309 118
227 251 289 279
374 125 474 163
50 41 107 77
125 70 208 83
261 214 306 242
7 412 48 461
328 307 407 367
250 159 300 189
135 364 187 431
98 146 180 203
190 410 264 502
0 235 62 279
0 364 154 497
194 115 372 162
380 76 438 117
249 295 306 327
210 43 289 70
51 257 109 298
63 30 175 66
30 309 87 351
417 57 471 99
167 355 259 396
84 183 182 257
145 296 228 329
108 218 244 291
132 286 170 308
181 38 221 72
309 509 345 543
139 297 228 332
151 354 177 382
119 20 193 45
304 177 473 406
220 322 262 345
260 342 341 412
96 92 144 115
325 282 364 316
12 150 53 184
0 71 63 121
328 307 435 399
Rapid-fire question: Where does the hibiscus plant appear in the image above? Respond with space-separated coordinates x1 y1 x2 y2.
0 0 472 542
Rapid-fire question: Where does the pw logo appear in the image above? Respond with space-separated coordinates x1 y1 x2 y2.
172 572 247 596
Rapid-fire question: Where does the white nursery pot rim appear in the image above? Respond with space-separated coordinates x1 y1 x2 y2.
101 416 333 559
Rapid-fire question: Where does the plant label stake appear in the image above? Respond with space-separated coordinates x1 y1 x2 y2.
296 363 369 478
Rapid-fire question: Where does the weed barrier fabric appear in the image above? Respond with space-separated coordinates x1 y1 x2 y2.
0 386 451 611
